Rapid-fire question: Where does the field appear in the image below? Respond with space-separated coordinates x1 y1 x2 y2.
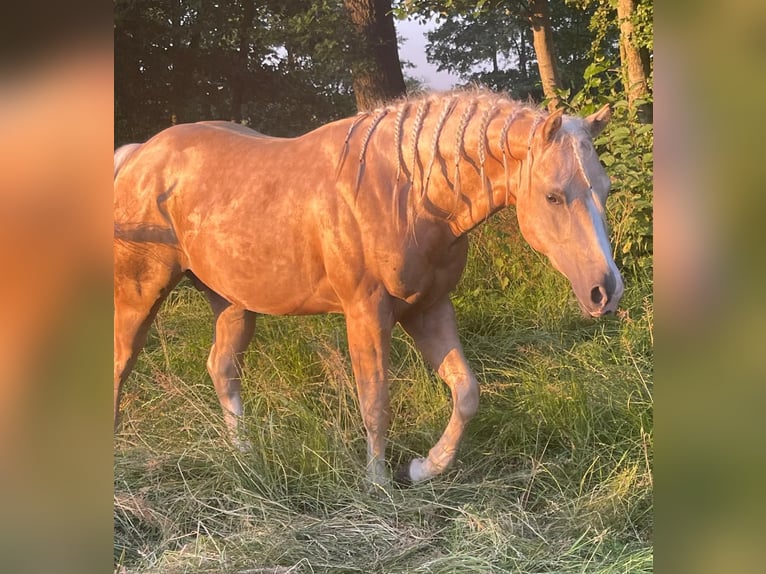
114 211 653 573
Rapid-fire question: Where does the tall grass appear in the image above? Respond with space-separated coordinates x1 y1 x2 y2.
114 212 652 573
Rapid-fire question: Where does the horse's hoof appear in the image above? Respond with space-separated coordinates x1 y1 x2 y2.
393 463 412 487
231 437 253 453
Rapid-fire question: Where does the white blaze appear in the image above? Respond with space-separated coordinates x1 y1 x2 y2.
586 192 624 308
570 132 624 310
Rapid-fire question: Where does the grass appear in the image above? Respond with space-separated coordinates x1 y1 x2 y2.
114 213 653 573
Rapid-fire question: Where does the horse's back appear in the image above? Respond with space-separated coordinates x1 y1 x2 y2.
115 121 280 184
113 121 348 314
112 116 446 316
196 120 276 139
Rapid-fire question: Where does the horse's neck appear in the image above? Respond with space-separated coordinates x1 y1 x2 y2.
339 96 535 238
413 101 533 236
421 144 521 236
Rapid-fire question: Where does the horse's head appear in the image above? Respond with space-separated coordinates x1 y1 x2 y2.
514 105 624 317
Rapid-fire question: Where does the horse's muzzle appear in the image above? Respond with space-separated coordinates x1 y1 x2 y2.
587 271 624 317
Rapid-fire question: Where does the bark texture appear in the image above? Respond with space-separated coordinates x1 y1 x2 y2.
617 0 651 122
528 0 561 111
343 0 407 111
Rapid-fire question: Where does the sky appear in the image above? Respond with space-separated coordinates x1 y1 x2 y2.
395 16 461 91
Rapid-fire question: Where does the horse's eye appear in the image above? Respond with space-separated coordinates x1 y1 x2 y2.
546 193 562 205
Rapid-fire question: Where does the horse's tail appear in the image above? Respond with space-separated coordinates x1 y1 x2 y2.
114 143 142 179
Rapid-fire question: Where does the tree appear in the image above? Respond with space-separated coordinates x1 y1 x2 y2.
423 1 594 103
566 0 652 120
528 0 560 109
616 0 651 122
114 0 358 145
425 7 538 97
342 0 407 110
400 0 583 108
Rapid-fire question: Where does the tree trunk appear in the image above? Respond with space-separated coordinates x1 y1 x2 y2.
528 0 561 111
617 0 651 122
343 0 407 112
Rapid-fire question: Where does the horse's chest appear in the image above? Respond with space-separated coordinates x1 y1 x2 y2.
380 237 469 305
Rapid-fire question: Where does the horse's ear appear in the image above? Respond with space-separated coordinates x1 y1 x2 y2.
541 108 564 145
584 104 611 137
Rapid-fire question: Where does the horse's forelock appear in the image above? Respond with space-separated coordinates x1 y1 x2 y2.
563 125 603 195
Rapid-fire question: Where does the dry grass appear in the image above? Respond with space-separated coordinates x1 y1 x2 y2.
114 217 653 573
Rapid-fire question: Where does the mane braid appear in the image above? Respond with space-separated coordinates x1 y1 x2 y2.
354 108 389 197
499 107 522 205
359 107 389 164
335 112 369 180
393 102 410 184
409 98 430 198
520 113 544 198
477 99 500 202
422 96 457 198
391 102 411 231
571 136 594 191
451 98 477 216
526 113 543 151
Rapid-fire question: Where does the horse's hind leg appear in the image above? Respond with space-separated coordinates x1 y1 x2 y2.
192 278 256 451
113 244 182 430
398 297 480 483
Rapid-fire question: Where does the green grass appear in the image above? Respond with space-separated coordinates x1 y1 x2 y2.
114 214 653 573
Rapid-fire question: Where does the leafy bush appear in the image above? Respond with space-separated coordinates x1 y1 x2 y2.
558 57 654 274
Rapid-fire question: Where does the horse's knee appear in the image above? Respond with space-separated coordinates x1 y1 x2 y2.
207 347 241 402
205 345 219 380
207 345 232 382
456 378 479 420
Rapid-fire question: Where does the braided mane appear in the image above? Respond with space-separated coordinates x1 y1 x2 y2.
337 88 543 229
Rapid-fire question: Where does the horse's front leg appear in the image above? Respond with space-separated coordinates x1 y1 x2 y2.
398 297 480 483
344 292 395 489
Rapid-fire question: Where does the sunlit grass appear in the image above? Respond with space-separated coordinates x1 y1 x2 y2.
114 216 653 573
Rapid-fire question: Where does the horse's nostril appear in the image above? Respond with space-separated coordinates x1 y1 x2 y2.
590 285 606 306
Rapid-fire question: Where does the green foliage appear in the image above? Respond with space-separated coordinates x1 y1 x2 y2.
566 0 652 89
630 0 654 54
555 0 654 273
114 3 652 570
422 1 598 99
565 0 619 61
115 0 357 145
597 106 653 272
425 7 538 96
554 59 653 273
392 0 500 21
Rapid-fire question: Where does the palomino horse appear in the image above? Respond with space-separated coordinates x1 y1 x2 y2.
114 89 623 487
